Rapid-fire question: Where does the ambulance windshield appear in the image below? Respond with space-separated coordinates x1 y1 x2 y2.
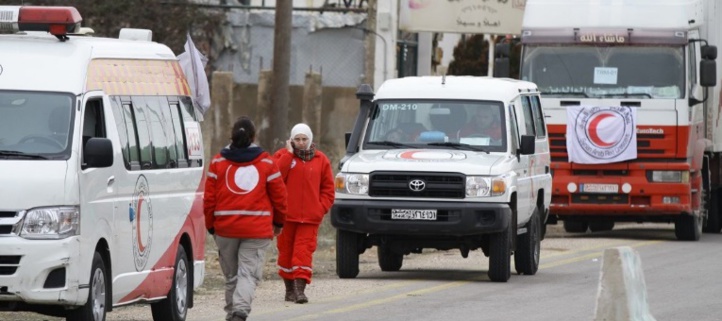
0 91 75 159
521 45 685 99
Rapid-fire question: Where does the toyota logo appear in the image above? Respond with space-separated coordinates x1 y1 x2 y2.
409 179 426 192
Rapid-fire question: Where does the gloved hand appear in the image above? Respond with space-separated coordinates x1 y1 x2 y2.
207 228 215 235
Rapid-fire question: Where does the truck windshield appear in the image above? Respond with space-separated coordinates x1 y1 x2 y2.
0 91 75 159
521 45 685 99
364 100 506 152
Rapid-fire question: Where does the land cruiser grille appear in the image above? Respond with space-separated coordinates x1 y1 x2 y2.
369 172 465 198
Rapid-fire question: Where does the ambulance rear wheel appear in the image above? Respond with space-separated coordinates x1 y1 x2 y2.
67 252 107 321
151 245 189 321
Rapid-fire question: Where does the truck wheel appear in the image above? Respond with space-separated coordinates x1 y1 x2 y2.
488 220 511 282
377 245 403 272
589 221 615 232
67 252 107 321
336 230 360 278
563 220 588 233
703 190 721 233
151 244 189 321
515 208 540 275
675 213 702 241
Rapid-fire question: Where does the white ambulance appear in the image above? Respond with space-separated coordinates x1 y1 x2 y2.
332 76 552 282
0 6 205 321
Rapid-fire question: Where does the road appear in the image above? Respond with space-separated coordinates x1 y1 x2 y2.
4 224 722 321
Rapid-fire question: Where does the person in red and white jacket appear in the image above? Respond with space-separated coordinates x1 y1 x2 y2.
204 116 287 321
273 123 335 304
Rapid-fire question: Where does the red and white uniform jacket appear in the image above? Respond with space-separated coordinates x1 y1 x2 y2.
272 149 335 225
204 145 287 239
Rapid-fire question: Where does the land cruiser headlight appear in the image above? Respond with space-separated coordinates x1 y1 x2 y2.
20 206 80 240
335 173 369 195
648 171 689 183
466 176 506 197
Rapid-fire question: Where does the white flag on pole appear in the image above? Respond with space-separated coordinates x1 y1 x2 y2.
177 33 211 115
566 106 637 164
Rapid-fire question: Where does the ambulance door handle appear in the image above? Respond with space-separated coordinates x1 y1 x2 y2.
106 176 115 193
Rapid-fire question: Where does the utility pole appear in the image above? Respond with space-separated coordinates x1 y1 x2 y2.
363 0 377 87
270 0 292 149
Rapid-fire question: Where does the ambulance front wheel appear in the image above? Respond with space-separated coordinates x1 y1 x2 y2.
151 244 189 321
67 252 107 321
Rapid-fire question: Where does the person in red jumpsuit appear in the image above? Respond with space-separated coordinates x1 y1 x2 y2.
273 123 335 304
204 116 287 321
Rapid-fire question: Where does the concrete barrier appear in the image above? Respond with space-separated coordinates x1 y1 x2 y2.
593 246 656 321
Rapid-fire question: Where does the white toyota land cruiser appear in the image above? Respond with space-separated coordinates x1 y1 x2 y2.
332 76 551 282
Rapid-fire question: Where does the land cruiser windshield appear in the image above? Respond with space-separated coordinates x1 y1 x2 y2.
364 100 507 152
0 91 75 160
521 45 685 99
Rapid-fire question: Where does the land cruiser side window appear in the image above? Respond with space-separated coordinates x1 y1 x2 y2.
529 95 546 137
509 104 520 151
521 96 536 136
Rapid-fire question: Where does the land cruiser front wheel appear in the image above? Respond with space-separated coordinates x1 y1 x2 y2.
488 221 512 282
515 208 541 275
336 230 361 278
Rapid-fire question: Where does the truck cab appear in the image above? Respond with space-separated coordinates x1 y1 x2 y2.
332 76 551 282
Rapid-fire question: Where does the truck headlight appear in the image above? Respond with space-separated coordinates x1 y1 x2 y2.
21 206 80 240
466 176 506 197
648 171 689 183
335 173 369 195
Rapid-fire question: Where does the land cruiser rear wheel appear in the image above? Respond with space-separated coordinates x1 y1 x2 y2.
515 208 541 275
336 230 360 278
377 245 403 272
488 220 512 282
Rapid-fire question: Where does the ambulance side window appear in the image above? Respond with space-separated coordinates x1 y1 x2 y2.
110 98 141 170
82 99 106 148
169 102 189 168
145 97 172 168
131 97 153 170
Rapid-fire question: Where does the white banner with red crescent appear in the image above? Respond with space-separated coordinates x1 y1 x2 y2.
566 106 637 164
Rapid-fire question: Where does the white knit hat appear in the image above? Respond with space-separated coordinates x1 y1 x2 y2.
290 123 313 150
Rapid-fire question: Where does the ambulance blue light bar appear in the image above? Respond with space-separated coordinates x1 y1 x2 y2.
0 6 82 37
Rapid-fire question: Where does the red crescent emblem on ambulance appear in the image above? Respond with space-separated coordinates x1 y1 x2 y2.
136 195 146 252
587 113 615 147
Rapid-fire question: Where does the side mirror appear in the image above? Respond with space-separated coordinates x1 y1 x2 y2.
519 135 535 155
702 45 717 60
344 132 352 148
83 137 113 168
700 59 717 87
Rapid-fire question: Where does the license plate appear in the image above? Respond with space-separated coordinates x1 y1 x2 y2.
391 209 437 220
581 184 618 193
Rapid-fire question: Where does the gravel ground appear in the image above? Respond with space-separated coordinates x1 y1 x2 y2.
0 223 635 321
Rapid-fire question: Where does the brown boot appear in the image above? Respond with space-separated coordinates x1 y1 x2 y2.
283 279 296 302
293 279 308 304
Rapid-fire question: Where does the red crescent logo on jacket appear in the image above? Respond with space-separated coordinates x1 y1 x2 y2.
225 165 259 195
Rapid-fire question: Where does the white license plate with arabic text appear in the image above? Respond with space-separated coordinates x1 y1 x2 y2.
581 184 619 193
391 209 437 220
